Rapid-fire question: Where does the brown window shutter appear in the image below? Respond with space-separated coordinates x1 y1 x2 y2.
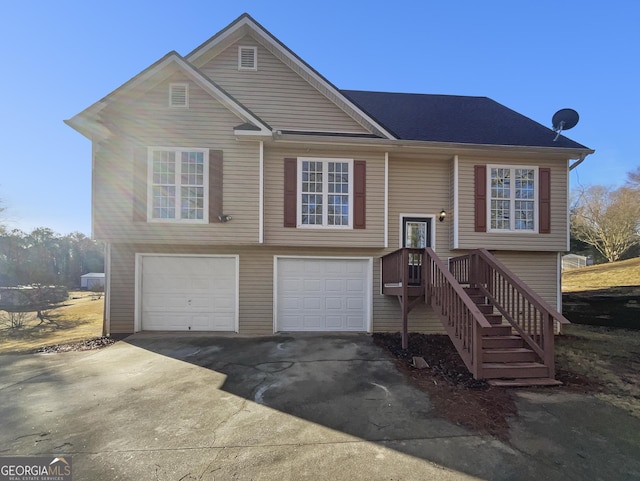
353 160 366 229
474 165 487 232
133 147 148 222
539 167 551 234
209 150 223 222
283 158 297 227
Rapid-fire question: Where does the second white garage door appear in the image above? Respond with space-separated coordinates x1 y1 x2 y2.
139 255 237 332
275 257 371 332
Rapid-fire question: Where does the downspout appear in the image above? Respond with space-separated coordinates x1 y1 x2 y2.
569 153 587 171
259 141 264 244
384 152 389 248
102 242 111 337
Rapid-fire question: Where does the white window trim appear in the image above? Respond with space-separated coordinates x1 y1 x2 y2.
296 157 354 229
169 83 189 108
487 164 539 234
238 46 257 70
147 147 209 224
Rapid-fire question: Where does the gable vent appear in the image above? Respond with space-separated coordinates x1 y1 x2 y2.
169 83 188 108
238 46 257 70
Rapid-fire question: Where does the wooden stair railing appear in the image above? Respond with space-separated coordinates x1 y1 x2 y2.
450 249 570 379
424 247 492 379
381 248 425 349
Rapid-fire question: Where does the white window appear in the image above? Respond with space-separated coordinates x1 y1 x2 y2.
148 148 208 223
298 158 353 228
488 165 538 232
169 83 188 108
238 46 257 70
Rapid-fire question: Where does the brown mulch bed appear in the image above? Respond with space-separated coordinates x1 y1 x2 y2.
373 332 517 440
374 332 608 440
34 337 116 353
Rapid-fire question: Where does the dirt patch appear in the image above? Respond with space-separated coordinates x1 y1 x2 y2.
35 336 116 353
373 332 517 440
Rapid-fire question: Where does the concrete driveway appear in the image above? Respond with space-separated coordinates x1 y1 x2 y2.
0 334 639 480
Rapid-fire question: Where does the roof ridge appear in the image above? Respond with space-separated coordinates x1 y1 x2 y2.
341 89 489 100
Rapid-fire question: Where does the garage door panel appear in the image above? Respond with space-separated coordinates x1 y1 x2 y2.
347 315 365 328
326 297 343 309
141 256 237 332
347 279 365 292
303 315 323 329
303 297 321 310
303 279 322 291
276 258 369 332
347 298 364 309
347 262 365 274
280 296 301 309
326 316 343 329
325 279 343 291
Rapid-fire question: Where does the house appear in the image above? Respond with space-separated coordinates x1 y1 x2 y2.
80 272 105 290
66 13 593 384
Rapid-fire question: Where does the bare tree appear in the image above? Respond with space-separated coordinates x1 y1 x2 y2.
571 185 640 262
626 166 640 190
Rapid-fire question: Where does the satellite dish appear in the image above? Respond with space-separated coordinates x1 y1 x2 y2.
552 108 579 141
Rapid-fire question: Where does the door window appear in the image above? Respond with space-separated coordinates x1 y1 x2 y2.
403 218 431 248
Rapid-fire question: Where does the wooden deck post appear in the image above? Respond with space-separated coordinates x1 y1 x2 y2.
543 312 555 378
401 248 409 349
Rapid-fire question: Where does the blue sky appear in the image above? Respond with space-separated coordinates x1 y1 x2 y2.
1 1 637 236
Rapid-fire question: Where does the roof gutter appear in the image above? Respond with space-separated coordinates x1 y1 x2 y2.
569 152 590 170
268 132 595 158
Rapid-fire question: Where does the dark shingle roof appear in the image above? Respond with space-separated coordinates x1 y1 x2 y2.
341 90 589 149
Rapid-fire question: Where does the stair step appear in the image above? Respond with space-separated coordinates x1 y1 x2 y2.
482 325 512 336
484 314 503 325
477 304 494 314
483 347 537 363
468 295 486 304
482 362 549 379
463 287 481 296
488 378 562 387
482 335 524 348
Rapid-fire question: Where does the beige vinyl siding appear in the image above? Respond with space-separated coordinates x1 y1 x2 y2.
198 36 369 133
456 156 569 251
492 251 559 309
387 155 453 251
374 154 457 334
263 147 386 247
109 243 136 334
106 243 446 335
93 71 260 245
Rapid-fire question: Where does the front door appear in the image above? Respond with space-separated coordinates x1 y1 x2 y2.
403 218 431 249
402 217 432 285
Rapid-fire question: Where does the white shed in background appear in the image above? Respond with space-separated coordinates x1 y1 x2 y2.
81 273 105 290
561 254 590 271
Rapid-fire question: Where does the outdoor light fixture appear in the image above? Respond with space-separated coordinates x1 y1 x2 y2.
439 210 446 222
218 214 233 222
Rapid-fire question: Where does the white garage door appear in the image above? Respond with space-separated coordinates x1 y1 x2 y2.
276 258 371 332
140 255 237 331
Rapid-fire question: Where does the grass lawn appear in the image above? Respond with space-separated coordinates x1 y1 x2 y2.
559 257 640 417
0 292 104 354
557 323 640 417
562 257 640 292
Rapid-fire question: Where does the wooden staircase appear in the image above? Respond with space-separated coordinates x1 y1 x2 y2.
382 247 570 386
465 287 561 386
